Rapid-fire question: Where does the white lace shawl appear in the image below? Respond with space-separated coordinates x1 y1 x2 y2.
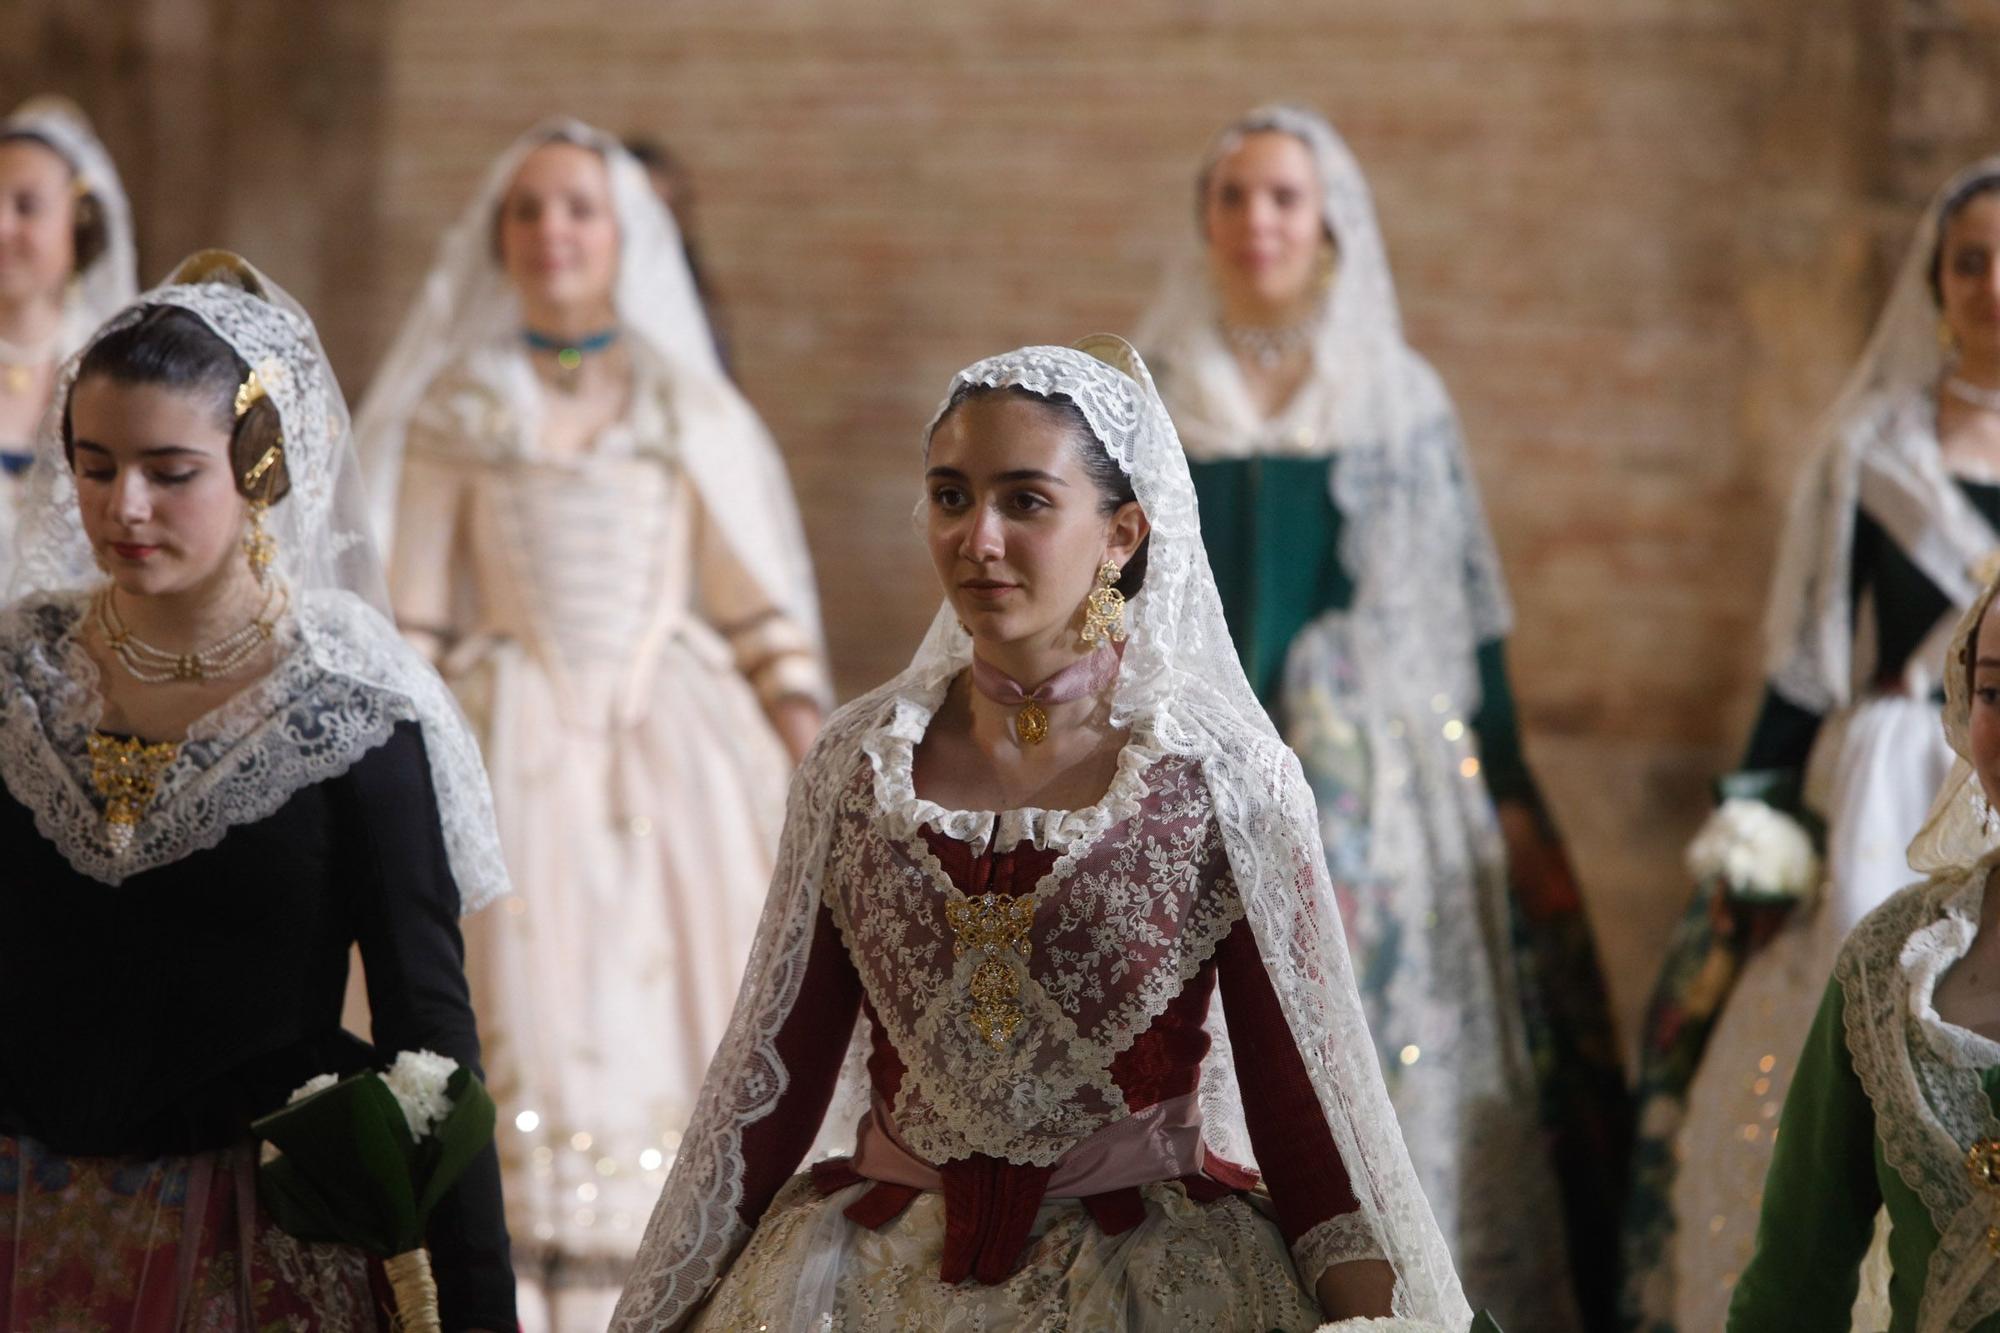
1765 155 2000 715
1 261 508 910
0 96 139 359
0 588 503 902
610 339 1469 1331
1135 104 1511 718
352 118 824 659
1837 868 2000 1332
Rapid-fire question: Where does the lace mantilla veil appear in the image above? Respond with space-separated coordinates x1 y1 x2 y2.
352 117 823 655
1135 104 1511 718
609 336 1470 1331
0 95 139 358
1763 155 2000 715
0 251 509 908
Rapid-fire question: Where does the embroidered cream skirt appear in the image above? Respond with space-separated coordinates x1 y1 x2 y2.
691 1176 1324 1331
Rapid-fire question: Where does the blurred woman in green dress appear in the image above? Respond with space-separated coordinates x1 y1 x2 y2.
1138 104 1626 1331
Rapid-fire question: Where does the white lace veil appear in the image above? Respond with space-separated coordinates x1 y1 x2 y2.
1136 102 1406 461
352 117 822 648
1763 155 2000 714
4 251 508 908
611 337 1469 1331
0 95 139 357
1136 103 1511 717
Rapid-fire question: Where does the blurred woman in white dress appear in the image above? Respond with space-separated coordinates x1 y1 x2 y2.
0 96 135 587
355 118 829 1332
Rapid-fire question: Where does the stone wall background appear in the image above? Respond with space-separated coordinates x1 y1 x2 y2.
8 0 1997 1056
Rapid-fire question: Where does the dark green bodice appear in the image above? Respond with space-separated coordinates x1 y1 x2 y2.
1188 452 1536 807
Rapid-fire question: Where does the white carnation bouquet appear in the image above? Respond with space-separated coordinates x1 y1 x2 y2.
255 1049 495 1333
1686 796 1823 904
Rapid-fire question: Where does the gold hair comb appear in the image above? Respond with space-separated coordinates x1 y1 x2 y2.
234 369 265 419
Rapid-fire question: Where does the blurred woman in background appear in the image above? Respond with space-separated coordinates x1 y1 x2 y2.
355 118 829 1332
0 96 135 588
1139 103 1627 1331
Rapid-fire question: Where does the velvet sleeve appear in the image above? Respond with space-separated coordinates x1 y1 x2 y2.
341 721 516 1332
1725 976 1880 1330
1213 916 1364 1283
730 900 865 1228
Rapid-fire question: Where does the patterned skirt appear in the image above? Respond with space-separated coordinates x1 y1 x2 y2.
691 1177 1324 1331
0 1133 380 1332
1280 614 1604 1333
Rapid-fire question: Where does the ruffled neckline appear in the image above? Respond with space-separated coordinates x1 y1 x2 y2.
859 670 1164 856
1904 870 2000 1070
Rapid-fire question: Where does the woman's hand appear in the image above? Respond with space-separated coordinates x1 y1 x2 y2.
1316 1257 1397 1319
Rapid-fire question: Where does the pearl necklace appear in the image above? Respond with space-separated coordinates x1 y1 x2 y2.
94 580 288 684
1946 375 2000 414
1219 312 1318 370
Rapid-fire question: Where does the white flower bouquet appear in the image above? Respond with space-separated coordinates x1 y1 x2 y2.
254 1049 495 1333
1686 796 1823 904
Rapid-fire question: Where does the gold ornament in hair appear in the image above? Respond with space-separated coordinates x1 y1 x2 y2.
234 369 266 419
1079 560 1128 649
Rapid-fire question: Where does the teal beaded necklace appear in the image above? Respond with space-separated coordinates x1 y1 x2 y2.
522 326 620 393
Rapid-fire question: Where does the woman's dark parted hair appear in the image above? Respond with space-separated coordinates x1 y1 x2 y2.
929 381 1149 598
61 299 291 503
1930 173 2000 307
0 131 109 275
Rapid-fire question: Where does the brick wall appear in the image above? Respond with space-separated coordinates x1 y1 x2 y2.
9 1 1973 1052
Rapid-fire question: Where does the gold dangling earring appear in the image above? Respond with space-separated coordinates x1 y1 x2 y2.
240 442 282 583
1941 318 1959 356
1315 241 1337 298
242 500 275 582
1079 560 1128 649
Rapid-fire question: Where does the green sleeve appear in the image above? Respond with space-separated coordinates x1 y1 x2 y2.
1725 976 1883 1330
1470 637 1541 810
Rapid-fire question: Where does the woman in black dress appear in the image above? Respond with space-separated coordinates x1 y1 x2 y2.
0 251 516 1330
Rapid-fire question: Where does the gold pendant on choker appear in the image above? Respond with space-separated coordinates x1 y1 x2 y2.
3 365 28 396
87 733 181 857
943 891 1036 1050
1015 700 1049 746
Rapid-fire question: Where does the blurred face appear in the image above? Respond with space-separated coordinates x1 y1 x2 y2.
1974 608 2000 813
0 139 77 311
925 394 1145 657
497 142 620 315
1202 130 1328 316
1940 192 2000 366
69 377 250 599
